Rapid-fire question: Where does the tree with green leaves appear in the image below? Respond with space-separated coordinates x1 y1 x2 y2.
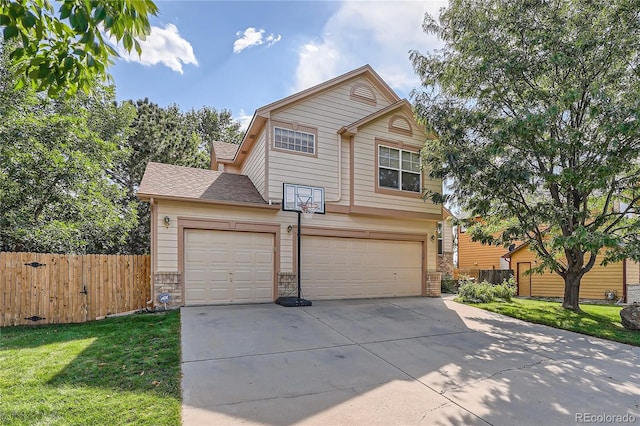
0 0 158 96
1 39 138 253
0 62 138 253
110 100 244 254
411 0 640 311
187 106 243 158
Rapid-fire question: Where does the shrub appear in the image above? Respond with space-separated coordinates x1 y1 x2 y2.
456 277 516 303
441 277 459 294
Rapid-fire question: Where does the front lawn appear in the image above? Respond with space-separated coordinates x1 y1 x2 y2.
0 311 181 426
469 298 640 347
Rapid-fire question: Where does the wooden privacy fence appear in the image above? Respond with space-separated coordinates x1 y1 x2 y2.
453 268 513 284
453 268 480 280
1 252 151 327
478 269 513 285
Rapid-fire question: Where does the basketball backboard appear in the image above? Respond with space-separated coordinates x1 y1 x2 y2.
282 183 325 214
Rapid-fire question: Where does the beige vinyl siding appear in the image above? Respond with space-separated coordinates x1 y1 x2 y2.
510 248 624 300
267 77 394 202
155 199 438 273
352 117 441 215
626 260 640 285
457 229 508 269
240 128 266 197
443 219 453 254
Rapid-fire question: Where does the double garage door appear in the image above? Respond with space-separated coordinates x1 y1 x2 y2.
183 229 422 305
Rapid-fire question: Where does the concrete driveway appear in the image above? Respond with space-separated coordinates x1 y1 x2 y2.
180 297 640 425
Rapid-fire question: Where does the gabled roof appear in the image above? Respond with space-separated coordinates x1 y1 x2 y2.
212 141 239 161
338 99 428 137
233 64 402 166
138 162 273 207
256 64 399 116
443 206 455 219
501 241 530 258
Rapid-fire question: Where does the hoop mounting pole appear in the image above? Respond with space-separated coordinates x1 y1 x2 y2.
297 210 302 301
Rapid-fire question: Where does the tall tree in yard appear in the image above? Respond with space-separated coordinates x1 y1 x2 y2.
411 0 640 311
0 44 138 253
111 100 243 254
187 106 243 166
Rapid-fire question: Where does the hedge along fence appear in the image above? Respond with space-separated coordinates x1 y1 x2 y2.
0 252 151 327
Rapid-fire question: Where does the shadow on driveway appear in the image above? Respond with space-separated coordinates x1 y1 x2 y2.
180 297 640 425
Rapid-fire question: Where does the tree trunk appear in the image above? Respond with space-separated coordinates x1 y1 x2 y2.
562 272 582 313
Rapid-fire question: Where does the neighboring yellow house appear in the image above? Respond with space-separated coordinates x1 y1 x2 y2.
457 222 512 269
138 65 444 308
504 242 639 302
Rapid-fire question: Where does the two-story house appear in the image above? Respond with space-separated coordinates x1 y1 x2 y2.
138 65 444 308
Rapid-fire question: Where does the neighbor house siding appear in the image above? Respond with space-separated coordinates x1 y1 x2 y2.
509 248 624 300
240 127 267 197
457 228 507 269
267 77 394 202
154 200 438 273
626 260 640 286
351 117 441 216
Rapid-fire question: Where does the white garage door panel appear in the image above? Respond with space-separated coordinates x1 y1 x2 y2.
302 236 422 299
184 230 274 305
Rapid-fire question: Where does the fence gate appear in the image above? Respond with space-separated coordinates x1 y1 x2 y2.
1 252 151 327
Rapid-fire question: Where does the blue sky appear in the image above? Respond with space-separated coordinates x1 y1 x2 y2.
109 1 447 129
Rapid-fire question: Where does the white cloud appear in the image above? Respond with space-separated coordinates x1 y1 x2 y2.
116 24 197 74
265 34 282 47
234 27 282 53
235 109 253 132
293 1 447 95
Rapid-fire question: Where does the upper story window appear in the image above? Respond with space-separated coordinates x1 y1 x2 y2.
274 127 315 154
378 145 421 193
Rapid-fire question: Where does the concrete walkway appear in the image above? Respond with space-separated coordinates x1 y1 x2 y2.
181 297 640 425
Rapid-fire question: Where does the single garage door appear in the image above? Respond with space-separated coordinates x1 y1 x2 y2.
301 236 422 299
184 229 274 305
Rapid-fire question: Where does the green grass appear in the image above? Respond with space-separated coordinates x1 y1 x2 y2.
469 298 640 346
0 311 181 426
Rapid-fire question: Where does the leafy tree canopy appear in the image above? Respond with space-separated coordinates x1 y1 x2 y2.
111 100 244 254
0 0 158 96
411 0 640 311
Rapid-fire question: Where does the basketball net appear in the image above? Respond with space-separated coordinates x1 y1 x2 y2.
300 202 318 220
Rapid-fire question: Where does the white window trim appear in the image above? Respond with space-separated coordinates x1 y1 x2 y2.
378 144 421 193
437 221 444 255
274 126 316 155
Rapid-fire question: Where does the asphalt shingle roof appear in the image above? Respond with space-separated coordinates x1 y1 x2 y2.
138 162 267 205
212 141 239 161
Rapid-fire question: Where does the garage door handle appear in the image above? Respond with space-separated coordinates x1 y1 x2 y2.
229 272 233 282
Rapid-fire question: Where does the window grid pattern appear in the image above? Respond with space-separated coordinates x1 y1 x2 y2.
274 127 315 154
378 145 421 193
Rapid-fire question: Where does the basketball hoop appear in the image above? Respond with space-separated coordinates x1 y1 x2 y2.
300 202 318 220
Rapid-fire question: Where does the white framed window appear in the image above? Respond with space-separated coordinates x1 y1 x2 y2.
378 145 421 193
274 127 315 154
437 222 444 255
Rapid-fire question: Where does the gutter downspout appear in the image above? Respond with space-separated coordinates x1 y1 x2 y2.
623 258 627 303
149 197 156 310
325 132 342 203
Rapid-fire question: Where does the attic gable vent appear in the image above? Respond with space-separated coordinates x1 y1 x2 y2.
389 115 413 136
350 83 377 106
